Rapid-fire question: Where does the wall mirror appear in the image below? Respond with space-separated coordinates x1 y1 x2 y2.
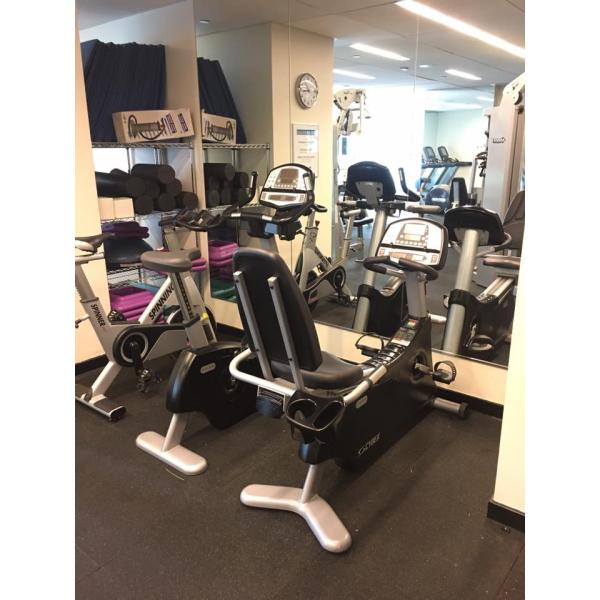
283 0 525 372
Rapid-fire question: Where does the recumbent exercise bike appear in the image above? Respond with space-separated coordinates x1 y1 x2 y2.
228 207 466 552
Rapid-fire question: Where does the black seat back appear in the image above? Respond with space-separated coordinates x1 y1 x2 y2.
449 177 470 206
233 248 323 371
503 190 525 250
345 161 396 201
444 205 505 246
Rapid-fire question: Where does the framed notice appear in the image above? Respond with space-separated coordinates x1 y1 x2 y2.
292 123 319 177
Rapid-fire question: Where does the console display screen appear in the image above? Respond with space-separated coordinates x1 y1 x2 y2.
275 168 299 187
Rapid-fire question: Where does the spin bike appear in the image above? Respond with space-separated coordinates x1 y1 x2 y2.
338 161 441 337
75 176 257 421
228 214 466 553
230 163 355 309
442 190 524 360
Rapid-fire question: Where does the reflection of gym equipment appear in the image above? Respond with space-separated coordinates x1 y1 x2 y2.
420 146 473 211
339 162 441 337
127 115 166 141
228 217 465 553
230 163 354 309
75 220 214 421
442 190 525 360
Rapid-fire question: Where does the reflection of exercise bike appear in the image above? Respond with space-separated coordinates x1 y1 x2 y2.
230 163 354 309
339 161 441 337
229 216 465 553
76 178 257 422
442 190 525 360
75 222 213 421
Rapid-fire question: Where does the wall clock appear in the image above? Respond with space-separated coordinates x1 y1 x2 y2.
295 73 319 109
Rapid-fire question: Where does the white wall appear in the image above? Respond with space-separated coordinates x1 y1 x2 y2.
431 109 488 183
339 86 426 195
492 258 525 513
423 111 439 149
75 25 109 363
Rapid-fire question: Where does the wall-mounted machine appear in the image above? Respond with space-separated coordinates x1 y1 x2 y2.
480 73 525 218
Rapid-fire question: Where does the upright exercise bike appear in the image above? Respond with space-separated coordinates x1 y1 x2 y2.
229 213 466 553
75 175 257 421
338 161 441 337
442 189 525 360
230 163 355 309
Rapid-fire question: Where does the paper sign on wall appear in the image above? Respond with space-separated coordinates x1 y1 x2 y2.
292 124 319 177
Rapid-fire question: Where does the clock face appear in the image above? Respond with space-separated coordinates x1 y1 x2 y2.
296 73 318 109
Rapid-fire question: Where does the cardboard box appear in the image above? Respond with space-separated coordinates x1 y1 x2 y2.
201 111 237 145
112 109 194 143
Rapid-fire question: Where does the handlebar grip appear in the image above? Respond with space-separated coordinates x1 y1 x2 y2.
314 204 328 213
362 256 389 275
406 204 443 215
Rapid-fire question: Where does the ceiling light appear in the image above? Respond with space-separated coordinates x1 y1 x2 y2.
419 64 430 68
476 95 493 101
333 69 375 80
198 19 211 24
445 68 481 81
396 1 525 59
353 54 361 58
350 43 409 61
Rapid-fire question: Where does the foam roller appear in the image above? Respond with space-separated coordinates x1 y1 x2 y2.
96 171 146 198
206 176 220 191
154 193 176 212
131 163 176 184
111 168 159 199
175 192 198 210
133 195 154 215
160 179 183 196
220 188 232 205
204 163 235 182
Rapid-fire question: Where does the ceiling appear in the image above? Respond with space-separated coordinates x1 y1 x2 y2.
77 0 524 109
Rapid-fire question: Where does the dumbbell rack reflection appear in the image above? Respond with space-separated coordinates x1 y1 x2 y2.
92 142 202 295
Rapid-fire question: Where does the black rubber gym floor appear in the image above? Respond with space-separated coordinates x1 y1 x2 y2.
76 359 524 599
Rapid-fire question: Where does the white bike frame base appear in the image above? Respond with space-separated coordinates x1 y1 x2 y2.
136 413 207 476
240 464 352 554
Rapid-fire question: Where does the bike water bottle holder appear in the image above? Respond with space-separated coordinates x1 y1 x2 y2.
285 391 345 444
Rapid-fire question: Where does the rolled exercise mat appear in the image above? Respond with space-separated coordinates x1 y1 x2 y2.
133 195 154 215
96 171 146 198
154 192 176 212
131 163 176 184
175 191 198 210
203 162 235 182
160 179 183 197
232 171 250 188
206 190 220 208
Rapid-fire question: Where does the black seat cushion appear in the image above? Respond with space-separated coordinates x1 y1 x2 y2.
271 351 363 390
141 249 201 273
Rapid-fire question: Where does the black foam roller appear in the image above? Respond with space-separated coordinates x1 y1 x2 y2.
133 195 154 215
206 190 220 208
131 163 175 184
160 179 183 196
96 171 146 198
175 192 198 210
143 179 160 199
204 162 235 182
232 172 250 188
154 192 176 212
